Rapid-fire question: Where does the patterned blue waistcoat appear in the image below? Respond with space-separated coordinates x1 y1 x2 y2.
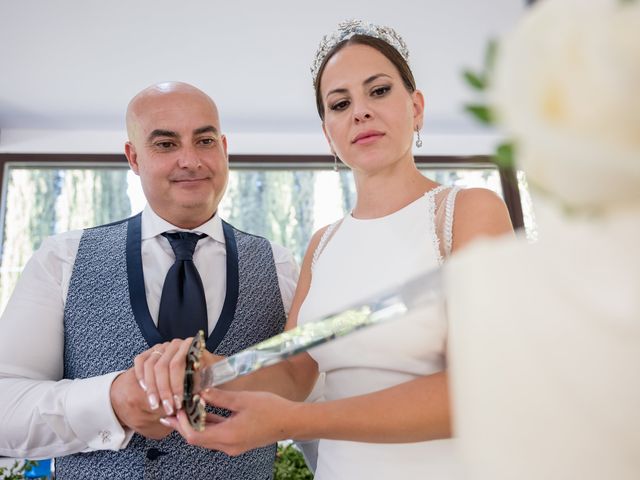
57 214 286 480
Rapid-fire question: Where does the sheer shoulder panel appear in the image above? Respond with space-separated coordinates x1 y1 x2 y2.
311 219 344 271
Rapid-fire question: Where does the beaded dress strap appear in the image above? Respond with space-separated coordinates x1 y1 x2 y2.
443 186 461 257
311 218 344 271
425 185 449 265
425 185 449 200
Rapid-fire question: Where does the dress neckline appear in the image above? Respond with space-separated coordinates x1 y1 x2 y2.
347 184 447 223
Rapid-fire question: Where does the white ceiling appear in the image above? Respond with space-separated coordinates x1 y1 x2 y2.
0 0 526 154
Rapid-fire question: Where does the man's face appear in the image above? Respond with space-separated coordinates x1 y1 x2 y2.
125 88 228 229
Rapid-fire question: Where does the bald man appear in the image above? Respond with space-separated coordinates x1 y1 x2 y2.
0 82 298 479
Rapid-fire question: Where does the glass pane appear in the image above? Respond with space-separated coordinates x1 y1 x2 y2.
219 170 351 264
420 167 504 196
0 166 136 308
0 163 535 311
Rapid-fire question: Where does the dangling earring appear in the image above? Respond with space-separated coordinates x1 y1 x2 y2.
333 153 339 172
415 127 423 148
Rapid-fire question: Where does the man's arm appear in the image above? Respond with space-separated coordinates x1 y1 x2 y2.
0 374 126 458
0 234 133 457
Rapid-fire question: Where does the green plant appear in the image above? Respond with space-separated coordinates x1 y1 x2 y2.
274 443 313 480
462 39 515 171
0 460 37 480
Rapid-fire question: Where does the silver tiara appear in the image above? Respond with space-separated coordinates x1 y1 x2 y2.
311 19 410 84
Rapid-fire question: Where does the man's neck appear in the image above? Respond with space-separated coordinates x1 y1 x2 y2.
153 207 217 231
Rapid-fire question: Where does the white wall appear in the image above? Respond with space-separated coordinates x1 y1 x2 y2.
0 0 524 155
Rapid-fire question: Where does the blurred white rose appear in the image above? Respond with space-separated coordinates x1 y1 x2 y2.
492 0 640 212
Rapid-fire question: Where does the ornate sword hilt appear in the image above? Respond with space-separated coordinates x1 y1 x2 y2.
183 330 206 432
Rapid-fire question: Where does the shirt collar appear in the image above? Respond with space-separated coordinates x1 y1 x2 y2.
140 205 225 244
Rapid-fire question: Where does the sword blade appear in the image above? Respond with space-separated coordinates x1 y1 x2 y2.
199 267 443 389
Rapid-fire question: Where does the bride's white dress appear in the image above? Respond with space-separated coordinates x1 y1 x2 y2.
297 186 464 480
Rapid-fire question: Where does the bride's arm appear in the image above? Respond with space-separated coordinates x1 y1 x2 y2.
449 188 514 253
291 372 450 442
164 372 449 455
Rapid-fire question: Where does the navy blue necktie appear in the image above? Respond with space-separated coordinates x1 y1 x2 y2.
158 232 208 340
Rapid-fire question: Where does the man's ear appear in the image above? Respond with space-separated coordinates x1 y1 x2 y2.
221 134 229 161
125 142 140 175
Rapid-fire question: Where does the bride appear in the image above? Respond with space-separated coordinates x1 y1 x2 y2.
137 19 513 479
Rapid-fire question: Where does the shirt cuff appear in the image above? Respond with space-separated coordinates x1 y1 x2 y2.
65 371 130 451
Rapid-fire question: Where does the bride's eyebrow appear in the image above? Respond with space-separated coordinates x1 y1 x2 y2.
325 87 348 100
363 73 392 86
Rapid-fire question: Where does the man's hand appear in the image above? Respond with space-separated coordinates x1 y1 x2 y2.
133 339 223 421
110 368 172 440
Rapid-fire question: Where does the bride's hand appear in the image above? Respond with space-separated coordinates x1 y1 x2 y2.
160 388 296 456
133 339 222 416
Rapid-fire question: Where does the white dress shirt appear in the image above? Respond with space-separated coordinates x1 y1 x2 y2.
0 206 298 458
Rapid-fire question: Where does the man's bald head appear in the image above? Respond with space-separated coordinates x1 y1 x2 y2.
125 82 221 144
123 81 228 229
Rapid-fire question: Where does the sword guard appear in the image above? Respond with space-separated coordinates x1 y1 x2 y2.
183 330 206 432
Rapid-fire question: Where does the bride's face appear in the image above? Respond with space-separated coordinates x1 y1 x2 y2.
319 43 424 175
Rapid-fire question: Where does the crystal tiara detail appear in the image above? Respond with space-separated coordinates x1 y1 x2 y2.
310 19 410 84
